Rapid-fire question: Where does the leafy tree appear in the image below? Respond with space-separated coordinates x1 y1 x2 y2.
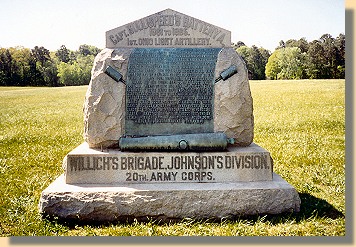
305 34 345 79
78 44 100 57
285 38 309 53
28 46 52 86
305 40 326 79
55 44 100 86
265 49 282 80
296 38 309 53
57 62 80 86
41 60 58 87
8 46 33 86
249 45 268 80
319 34 338 78
76 54 94 83
27 58 43 86
236 45 270 80
31 46 50 67
55 45 71 63
0 48 15 85
236 46 249 60
258 47 271 74
276 40 285 50
285 39 298 48
57 54 95 86
232 41 246 49
0 44 100 87
335 33 345 78
266 47 306 79
278 47 306 79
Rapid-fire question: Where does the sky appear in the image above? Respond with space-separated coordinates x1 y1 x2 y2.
0 0 345 52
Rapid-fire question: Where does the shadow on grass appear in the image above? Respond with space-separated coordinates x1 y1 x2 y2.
296 193 344 220
234 192 344 226
41 192 344 229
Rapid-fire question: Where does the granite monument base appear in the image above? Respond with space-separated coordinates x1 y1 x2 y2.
38 143 300 222
39 173 300 222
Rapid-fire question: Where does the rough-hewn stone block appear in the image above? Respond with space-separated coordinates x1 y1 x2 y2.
39 173 300 222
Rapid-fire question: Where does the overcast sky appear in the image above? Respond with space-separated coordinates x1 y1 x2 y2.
0 0 345 52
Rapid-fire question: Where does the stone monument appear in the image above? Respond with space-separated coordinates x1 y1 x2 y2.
39 9 300 221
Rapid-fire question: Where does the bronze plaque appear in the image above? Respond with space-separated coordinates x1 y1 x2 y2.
125 48 221 136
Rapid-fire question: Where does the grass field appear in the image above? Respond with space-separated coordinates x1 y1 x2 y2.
0 79 345 236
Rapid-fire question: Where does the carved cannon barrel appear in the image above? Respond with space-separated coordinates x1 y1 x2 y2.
119 132 234 152
215 65 238 82
220 65 238 80
104 65 125 83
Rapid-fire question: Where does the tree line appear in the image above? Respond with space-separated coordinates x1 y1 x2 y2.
0 44 100 86
233 33 345 80
0 33 345 86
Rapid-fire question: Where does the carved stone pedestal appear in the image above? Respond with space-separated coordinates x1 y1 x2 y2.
38 143 300 222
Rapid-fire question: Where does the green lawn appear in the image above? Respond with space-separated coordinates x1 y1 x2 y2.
0 79 345 236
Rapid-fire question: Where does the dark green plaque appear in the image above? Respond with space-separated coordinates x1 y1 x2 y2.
125 48 221 136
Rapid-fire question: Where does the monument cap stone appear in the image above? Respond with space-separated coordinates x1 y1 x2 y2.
106 9 231 48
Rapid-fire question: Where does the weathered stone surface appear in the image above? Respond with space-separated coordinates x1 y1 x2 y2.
39 173 300 222
214 48 254 146
83 48 133 148
63 142 273 184
83 47 253 148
